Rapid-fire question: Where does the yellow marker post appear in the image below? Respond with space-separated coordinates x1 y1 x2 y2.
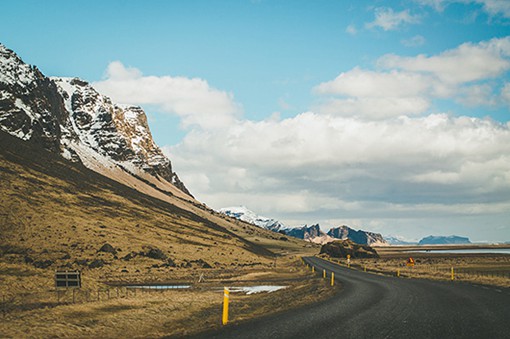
364 265 367 272
451 267 454 281
331 272 335 286
323 269 326 278
222 287 229 325
312 266 315 273
397 269 400 277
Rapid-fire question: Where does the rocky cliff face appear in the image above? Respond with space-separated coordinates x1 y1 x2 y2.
0 44 191 197
0 45 67 152
328 225 388 246
285 224 325 241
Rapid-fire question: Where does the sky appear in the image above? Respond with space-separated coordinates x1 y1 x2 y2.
1 0 510 242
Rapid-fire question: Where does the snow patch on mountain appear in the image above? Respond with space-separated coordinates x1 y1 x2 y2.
0 43 191 198
218 206 284 232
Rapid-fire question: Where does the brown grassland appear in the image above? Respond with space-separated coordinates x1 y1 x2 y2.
0 132 330 338
320 245 510 288
1 132 509 338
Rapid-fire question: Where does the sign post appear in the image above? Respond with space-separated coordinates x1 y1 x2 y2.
55 270 81 288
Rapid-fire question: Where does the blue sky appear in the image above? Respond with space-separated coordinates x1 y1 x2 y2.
2 0 510 242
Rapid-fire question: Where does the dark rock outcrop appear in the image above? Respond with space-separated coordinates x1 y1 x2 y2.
320 239 379 259
98 243 117 255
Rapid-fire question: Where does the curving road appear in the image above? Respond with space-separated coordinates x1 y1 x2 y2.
193 256 510 339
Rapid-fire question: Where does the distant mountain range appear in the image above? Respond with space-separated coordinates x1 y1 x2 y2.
219 206 388 246
418 235 471 245
385 235 472 245
219 207 475 246
384 235 418 245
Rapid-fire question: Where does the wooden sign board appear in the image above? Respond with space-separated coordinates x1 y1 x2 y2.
55 271 81 288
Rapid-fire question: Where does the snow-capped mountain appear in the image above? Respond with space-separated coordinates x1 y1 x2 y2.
218 206 284 232
219 204 388 246
0 44 191 197
384 235 417 245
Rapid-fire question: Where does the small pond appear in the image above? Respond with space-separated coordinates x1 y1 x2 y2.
126 285 191 289
124 285 287 294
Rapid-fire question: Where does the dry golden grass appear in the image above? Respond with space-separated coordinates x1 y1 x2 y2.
0 258 335 338
320 247 510 288
0 133 324 337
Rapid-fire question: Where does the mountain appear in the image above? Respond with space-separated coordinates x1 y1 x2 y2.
384 235 417 245
0 43 191 199
418 235 471 245
0 129 288 272
218 206 284 232
1 44 319 275
327 226 388 246
284 224 328 242
219 205 388 246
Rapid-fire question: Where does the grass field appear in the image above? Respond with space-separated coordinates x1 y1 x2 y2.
0 258 336 338
320 245 510 288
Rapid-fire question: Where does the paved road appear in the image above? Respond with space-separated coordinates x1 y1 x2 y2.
193 256 510 339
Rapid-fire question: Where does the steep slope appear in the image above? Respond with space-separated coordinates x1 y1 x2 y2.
0 43 191 200
0 131 279 280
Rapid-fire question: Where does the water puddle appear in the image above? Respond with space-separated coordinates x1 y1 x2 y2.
124 284 287 294
126 285 191 289
227 286 287 294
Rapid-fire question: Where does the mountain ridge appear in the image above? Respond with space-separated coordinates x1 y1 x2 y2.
0 44 191 198
219 206 388 246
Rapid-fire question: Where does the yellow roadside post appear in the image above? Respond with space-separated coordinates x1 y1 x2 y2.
323 269 326 278
222 287 229 325
331 272 335 286
364 265 367 272
451 267 455 281
347 254 351 268
397 269 400 277
312 266 315 273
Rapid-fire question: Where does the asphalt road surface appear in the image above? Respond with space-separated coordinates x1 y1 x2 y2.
193 256 510 339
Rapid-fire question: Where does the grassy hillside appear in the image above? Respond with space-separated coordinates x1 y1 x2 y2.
0 131 317 293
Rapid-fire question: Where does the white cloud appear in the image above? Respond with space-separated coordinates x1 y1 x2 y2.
479 0 510 18
502 82 510 105
315 68 431 98
366 8 420 31
401 35 426 47
93 61 241 130
378 37 510 84
313 37 510 118
345 24 357 35
415 0 510 18
168 112 510 227
315 97 430 119
457 84 498 106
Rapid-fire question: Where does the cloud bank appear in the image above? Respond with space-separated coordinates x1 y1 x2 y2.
93 61 241 129
96 37 510 240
